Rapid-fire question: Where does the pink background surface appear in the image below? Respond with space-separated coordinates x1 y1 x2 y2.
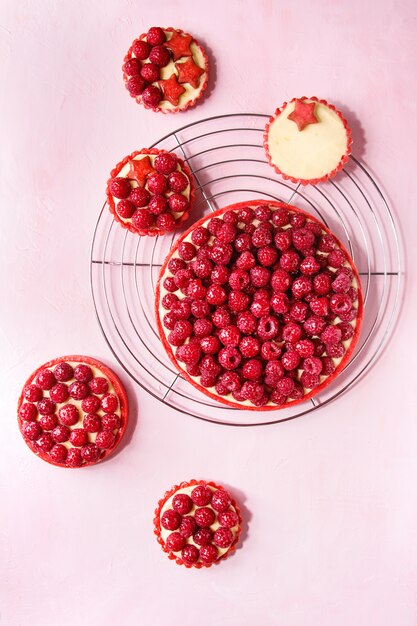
1 1 416 624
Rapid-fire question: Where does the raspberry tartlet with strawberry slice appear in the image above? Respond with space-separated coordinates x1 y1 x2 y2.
123 26 209 113
264 97 352 185
155 200 363 410
17 356 128 467
154 479 242 568
107 148 195 235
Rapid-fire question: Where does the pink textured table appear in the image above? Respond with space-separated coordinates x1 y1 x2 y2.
1 2 416 625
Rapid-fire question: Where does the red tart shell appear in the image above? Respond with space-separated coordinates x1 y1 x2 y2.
153 479 242 568
17 355 129 468
106 147 195 236
123 27 209 114
263 97 353 185
155 200 363 411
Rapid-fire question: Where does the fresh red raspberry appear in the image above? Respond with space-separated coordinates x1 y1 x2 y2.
81 443 101 463
295 339 315 358
227 291 249 313
193 528 213 546
129 187 150 207
318 234 337 252
218 347 241 370
257 315 279 340
36 433 54 453
332 272 351 293
117 199 136 219
328 249 347 268
132 209 154 230
177 342 202 365
257 246 278 267
167 171 189 193
291 276 312 299
312 338 326 357
313 272 332 295
163 312 176 330
161 509 181 531
73 364 92 383
242 359 263 380
321 325 342 345
35 369 56 390
177 242 196 261
281 350 300 370
210 243 233 266
187 279 206 299
347 287 358 302
67 448 83 467
142 85 162 108
169 321 193 346
126 75 147 96
241 380 264 402
109 177 131 199
210 265 229 285
168 258 186 274
309 297 329 318
132 39 151 60
270 292 290 314
274 232 293 257
282 322 302 343
22 421 42 441
95 430 116 449
330 293 352 315
250 266 270 288
172 493 193 515
68 381 89 401
254 204 271 222
289 301 308 323
213 528 233 548
290 213 306 228
191 485 213 506
149 44 171 67
195 507 216 527
271 207 289 227
239 336 261 358
165 532 185 552
303 316 327 336
234 233 252 252
168 193 190 213
338 308 357 323
215 382 229 396
222 209 238 224
252 225 273 248
19 403 37 421
191 300 210 319
199 355 222 377
280 251 301 272
193 321 212 339
49 444 67 464
146 173 167 196
326 342 346 358
83 414 102 433
198 544 217 564
39 414 58 430
156 213 177 231
219 326 241 347
80 395 100 414
237 310 257 334
174 269 193 289
270 389 287 404
190 227 209 247
277 377 295 396
199 373 217 387
253 288 270 302
237 206 255 223
271 269 291 292
264 359 285 384
305 220 322 236
249 299 269 318
228 270 250 291
321 356 336 375
212 308 231 328
337 322 354 341
300 256 320 275
58 404 79 426
146 26 166 45
217 223 237 244
89 377 109 395
300 372 320 389
140 62 160 83
205 217 222 235
101 413 121 430
37 398 56 415
154 152 178 175
180 515 198 538
53 362 73 382
23 384 42 402
302 356 323 376
218 510 239 527
100 393 118 413
162 293 179 310
211 489 231 512
236 251 256 271
292 227 315 251
207 284 227 306
261 341 282 361
69 428 88 447
181 545 200 564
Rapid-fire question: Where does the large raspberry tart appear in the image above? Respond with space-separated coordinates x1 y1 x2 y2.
154 479 242 568
264 97 352 185
155 200 363 410
17 355 128 467
123 26 209 113
107 148 195 236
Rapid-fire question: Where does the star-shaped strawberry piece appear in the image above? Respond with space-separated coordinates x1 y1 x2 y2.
287 99 319 131
158 74 186 106
175 58 205 89
127 156 155 187
164 31 193 61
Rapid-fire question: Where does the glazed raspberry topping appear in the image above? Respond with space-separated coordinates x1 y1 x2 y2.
158 202 361 408
18 358 125 468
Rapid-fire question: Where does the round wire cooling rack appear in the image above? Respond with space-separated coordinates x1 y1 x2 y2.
91 113 402 427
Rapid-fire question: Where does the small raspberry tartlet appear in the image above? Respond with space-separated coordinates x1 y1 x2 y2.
123 26 209 113
17 355 128 468
155 200 363 410
264 97 352 185
106 148 195 236
154 479 242 568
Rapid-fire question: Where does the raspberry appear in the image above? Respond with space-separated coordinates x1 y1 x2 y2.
242 359 262 380
23 384 42 402
277 377 295 396
211 266 231 287
218 510 239 527
167 191 189 213
237 206 255 223
66 448 83 467
179 516 198 538
282 322 302 343
187 279 206 299
212 308 231 328
303 356 323 376
270 389 287 404
318 234 337 253
169 321 193 345
254 204 271 222
338 308 357 323
313 272 332 295
39 414 58 430
236 251 256 271
270 292 290 314
332 272 351 293
292 227 315 251
348 287 358 302
207 284 227 305
261 341 282 361
239 336 261 358
68 381 89 401
168 171 189 193
321 325 342 345
244 224 256 235
228 269 250 291
165 532 185 552
197 244 214 260
81 443 101 463
219 326 241 347
36 433 54 453
22 421 42 441
36 369 56 390
163 312 176 330
312 338 326 357
172 493 193 515
211 489 231 512
146 174 167 196
101 393 118 413
289 301 308 323
176 243 195 262
191 300 210 320
271 269 291 292
174 269 193 289
156 213 176 231
321 356 336 375
53 362 74 382
129 187 150 207
236 311 257 334
19 403 37 421
234 233 252 252
58 404 79 426
190 227 209 247
273 230 292 252
191 485 213 506
117 199 136 219
300 256 320 275
79 396 99 415
140 62 160 83
241 380 264 402
37 398 56 415
195 507 216 527
295 339 315 358
329 294 352 315
303 316 327 336
132 39 151 60
326 342 346 358
132 209 154 230
49 444 67 464
95 430 116 449
198 544 217 564
193 528 213 546
257 315 279 340
146 26 166 45
177 342 202 365
149 45 171 67
83 414 102 433
300 372 320 389
280 251 300 272
73 365 92 383
199 355 221 376
281 350 300 370
181 545 199 564
257 246 278 267
252 225 272 248
292 276 312 299
101 413 121 430
162 293 178 310
228 291 250 313
70 428 88 447
290 213 306 228
271 207 289 226
328 249 347 268
337 322 354 341
250 299 270 318
221 209 237 225
167 258 186 275
191 259 212 280
210 243 233 266
89 377 109 395
142 85 162 108
218 347 241 370
161 509 181 531
213 528 233 548
264 359 285 384
217 223 237 244
308 297 329 318
250 266 271 288
110 177 132 199
126 75 147 96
